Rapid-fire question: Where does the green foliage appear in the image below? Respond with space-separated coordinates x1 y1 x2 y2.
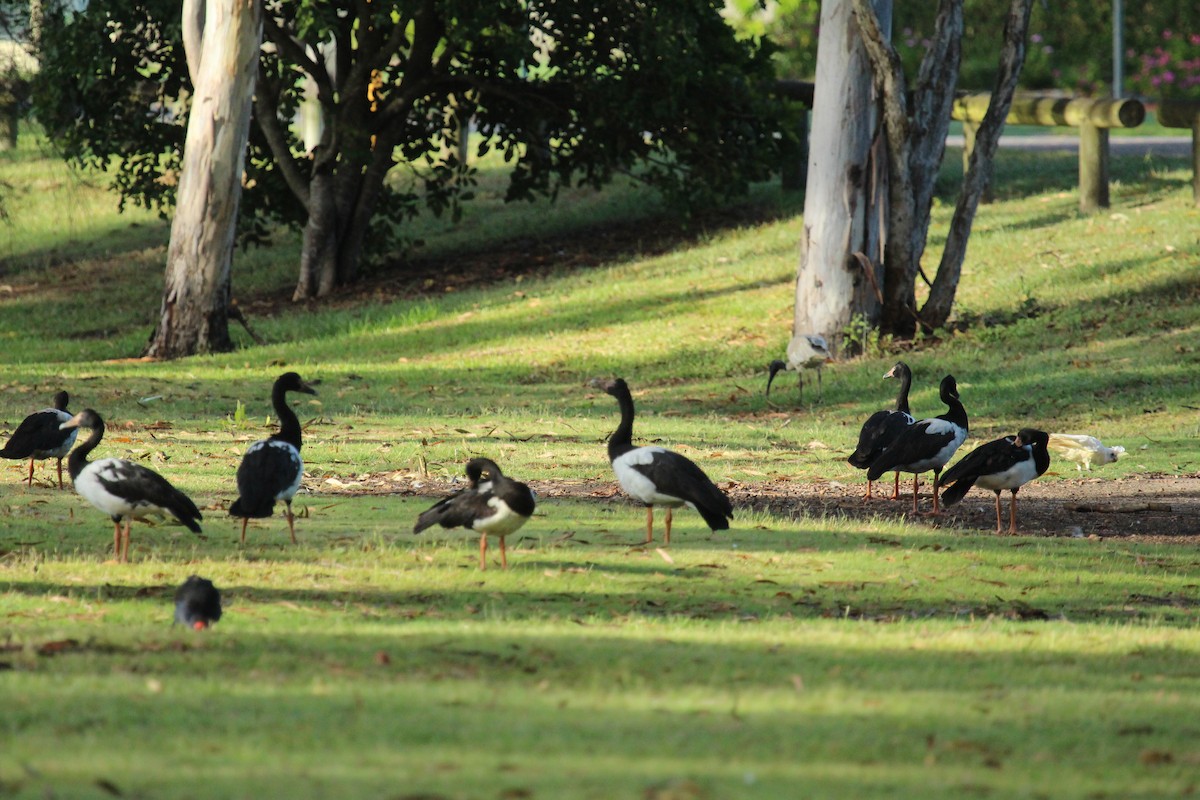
726 0 1200 97
32 0 785 279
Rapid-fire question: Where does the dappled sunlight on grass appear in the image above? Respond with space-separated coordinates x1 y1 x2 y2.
2 137 1200 797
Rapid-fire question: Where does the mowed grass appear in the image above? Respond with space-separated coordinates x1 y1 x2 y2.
2 128 1200 798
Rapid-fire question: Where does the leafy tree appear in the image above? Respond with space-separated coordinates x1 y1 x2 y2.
34 0 783 305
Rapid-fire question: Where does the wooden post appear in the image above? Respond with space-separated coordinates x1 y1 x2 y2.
1193 122 1200 206
1157 100 1200 206
953 92 1143 213
1078 121 1109 212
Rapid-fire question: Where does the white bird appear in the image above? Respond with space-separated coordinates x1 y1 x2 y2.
1047 434 1125 471
767 334 832 403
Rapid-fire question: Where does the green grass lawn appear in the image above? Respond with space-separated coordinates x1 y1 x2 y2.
2 128 1200 799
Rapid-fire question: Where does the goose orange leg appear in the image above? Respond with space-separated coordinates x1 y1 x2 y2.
284 501 297 544
479 533 488 570
645 507 654 544
664 508 673 546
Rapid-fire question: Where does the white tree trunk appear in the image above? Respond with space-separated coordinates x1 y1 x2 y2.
145 0 263 358
793 0 891 354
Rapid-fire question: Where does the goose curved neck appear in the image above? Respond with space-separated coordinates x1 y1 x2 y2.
607 386 636 460
943 394 968 430
271 381 304 449
894 369 913 415
67 420 104 480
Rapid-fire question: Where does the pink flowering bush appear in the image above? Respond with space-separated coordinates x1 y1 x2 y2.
1127 30 1200 99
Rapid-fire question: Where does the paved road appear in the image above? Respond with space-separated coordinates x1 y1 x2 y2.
946 134 1192 158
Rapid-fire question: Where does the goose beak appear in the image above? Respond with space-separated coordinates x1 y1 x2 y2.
765 360 786 397
300 380 319 395
59 412 84 431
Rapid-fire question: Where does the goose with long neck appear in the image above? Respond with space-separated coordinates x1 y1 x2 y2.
413 457 537 570
847 362 916 500
1 390 78 489
597 377 733 544
60 408 203 562
940 428 1051 533
229 372 318 544
866 374 969 515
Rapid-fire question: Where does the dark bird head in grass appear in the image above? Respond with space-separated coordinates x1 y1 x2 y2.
174 576 222 631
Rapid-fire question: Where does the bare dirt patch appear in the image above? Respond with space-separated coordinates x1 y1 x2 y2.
317 470 1200 544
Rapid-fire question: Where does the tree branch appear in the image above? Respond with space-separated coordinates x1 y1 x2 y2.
922 0 1033 329
262 11 333 101
253 65 311 210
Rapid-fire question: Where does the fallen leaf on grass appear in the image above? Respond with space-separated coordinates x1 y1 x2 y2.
1140 749 1173 765
655 548 674 564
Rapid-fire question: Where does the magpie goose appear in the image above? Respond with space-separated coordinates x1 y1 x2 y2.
866 374 968 515
941 428 1050 533
846 362 915 500
59 409 203 563
766 334 832 403
596 377 733 544
229 372 317 544
0 390 77 489
174 575 223 630
413 457 536 570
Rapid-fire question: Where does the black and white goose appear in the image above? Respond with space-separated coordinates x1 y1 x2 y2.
60 409 203 563
846 362 915 500
413 457 536 570
941 428 1051 534
596 377 733 544
174 575 223 630
766 334 832 403
229 372 317 544
1 390 78 489
866 374 969 515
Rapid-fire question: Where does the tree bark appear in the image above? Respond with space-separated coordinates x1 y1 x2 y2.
921 0 1033 330
145 0 263 358
793 0 891 355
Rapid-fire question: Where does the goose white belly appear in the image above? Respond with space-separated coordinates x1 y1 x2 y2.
76 459 168 520
612 447 687 507
975 456 1038 492
902 420 967 473
473 497 530 537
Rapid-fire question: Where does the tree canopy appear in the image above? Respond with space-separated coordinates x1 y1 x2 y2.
34 1 784 300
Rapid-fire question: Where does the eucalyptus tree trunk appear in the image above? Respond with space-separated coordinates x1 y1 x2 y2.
144 0 262 358
793 0 891 355
854 0 1033 336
